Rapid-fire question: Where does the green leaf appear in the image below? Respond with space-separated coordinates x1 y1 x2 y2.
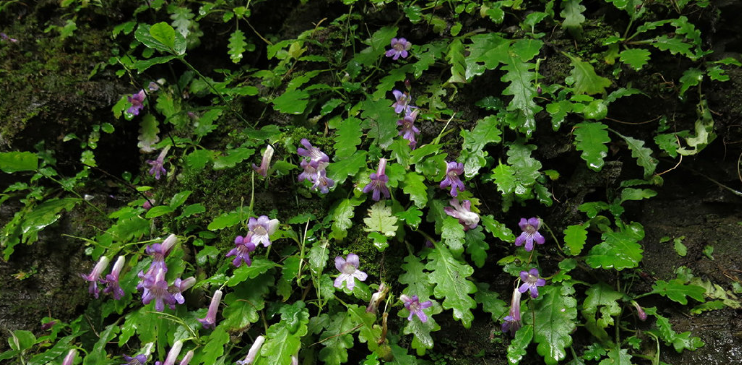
402 171 428 209
146 22 175 50
506 143 542 198
207 208 246 231
599 348 632 365
465 227 488 268
426 244 477 328
347 305 383 352
563 224 587 256
227 259 278 287
169 190 191 209
567 54 612 95
582 283 622 345
184 149 213 172
573 122 610 171
352 26 397 67
480 215 516 242
679 68 703 97
585 222 644 271
273 90 310 115
327 151 367 186
501 51 542 136
308 241 329 276
507 324 533 365
0 152 38 173
362 98 398 149
463 115 502 151
83 324 119 365
396 206 423 229
329 197 363 241
651 279 705 305
318 311 355 364
137 114 160 152
614 132 657 178
619 188 657 203
9 330 35 352
334 117 363 159
20 198 80 246
619 49 651 71
363 202 398 239
672 236 687 257
222 275 270 331
199 327 229 364
441 216 466 256
530 284 577 365
255 304 308 365
213 147 254 170
446 38 467 83
228 29 247 63
561 0 586 37
145 205 174 218
648 309 705 353
492 163 516 195
133 55 177 72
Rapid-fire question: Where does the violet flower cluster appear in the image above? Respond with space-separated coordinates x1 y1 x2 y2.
297 139 334 193
519 268 546 298
136 234 196 311
128 90 146 116
227 215 280 268
362 158 391 201
80 255 128 300
391 89 421 149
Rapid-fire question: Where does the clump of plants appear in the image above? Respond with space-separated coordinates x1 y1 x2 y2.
1 0 740 364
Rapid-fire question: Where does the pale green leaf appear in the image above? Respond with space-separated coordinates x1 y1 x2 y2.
329 197 363 241
363 202 398 238
137 114 160 152
441 216 465 256
213 147 254 170
615 132 657 178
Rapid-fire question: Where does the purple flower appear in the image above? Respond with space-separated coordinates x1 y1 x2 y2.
334 253 368 290
139 234 178 287
297 138 329 168
142 268 177 311
63 349 77 365
385 38 412 60
198 289 223 329
248 216 280 247
169 277 195 305
366 283 389 314
128 89 146 116
252 145 274 177
102 255 126 300
362 158 391 201
123 354 148 365
179 351 193 365
226 234 256 267
81 256 110 299
444 199 479 230
0 33 18 43
398 109 421 149
148 81 161 92
519 268 547 298
154 340 182 365
391 90 414 114
440 161 465 197
514 217 545 252
632 300 647 321
400 294 433 322
237 335 265 365
147 146 170 180
502 288 522 337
